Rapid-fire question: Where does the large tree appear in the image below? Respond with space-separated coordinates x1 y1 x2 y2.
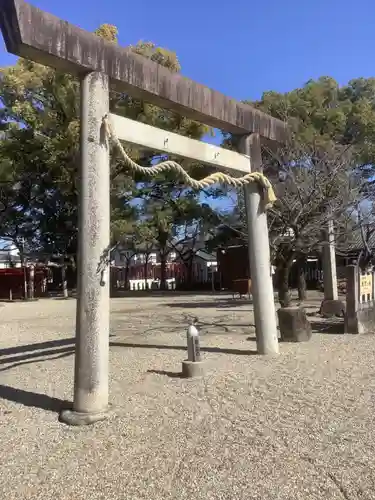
222 76 375 304
265 139 361 306
0 26 223 286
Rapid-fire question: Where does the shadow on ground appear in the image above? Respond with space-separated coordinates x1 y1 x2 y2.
0 337 257 412
111 291 231 299
0 384 71 413
310 320 345 334
0 313 346 413
0 338 76 372
164 300 253 309
137 321 256 337
147 369 184 379
111 341 258 356
0 338 75 357
0 337 258 374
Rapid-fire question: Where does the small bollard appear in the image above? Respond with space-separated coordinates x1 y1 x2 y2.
182 323 206 378
187 324 200 362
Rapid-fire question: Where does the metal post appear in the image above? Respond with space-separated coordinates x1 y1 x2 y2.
60 72 110 426
187 324 201 362
238 134 279 355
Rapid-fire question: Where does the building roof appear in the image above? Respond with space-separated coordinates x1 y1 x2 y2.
195 249 216 262
338 229 375 254
0 250 21 262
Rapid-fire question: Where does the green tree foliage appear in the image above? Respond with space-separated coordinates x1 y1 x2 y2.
94 24 118 42
251 76 375 168
0 25 223 278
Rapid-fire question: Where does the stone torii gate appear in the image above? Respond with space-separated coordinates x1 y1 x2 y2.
0 0 288 425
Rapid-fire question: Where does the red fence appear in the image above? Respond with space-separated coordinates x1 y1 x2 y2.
111 262 217 291
0 267 48 300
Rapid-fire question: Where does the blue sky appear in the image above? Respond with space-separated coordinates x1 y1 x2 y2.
1 0 375 102
1 0 375 212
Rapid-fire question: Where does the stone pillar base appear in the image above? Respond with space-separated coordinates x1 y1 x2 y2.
278 306 312 342
319 299 346 318
182 360 206 378
59 407 111 426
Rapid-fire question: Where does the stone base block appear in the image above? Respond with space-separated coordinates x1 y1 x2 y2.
59 407 111 426
319 299 346 318
345 308 375 335
278 307 312 342
182 360 206 378
344 315 359 334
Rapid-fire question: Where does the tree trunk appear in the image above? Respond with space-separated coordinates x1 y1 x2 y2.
28 265 35 300
144 257 149 290
296 256 307 302
61 263 68 298
278 262 292 307
21 254 27 300
187 262 194 288
160 253 167 290
124 263 130 290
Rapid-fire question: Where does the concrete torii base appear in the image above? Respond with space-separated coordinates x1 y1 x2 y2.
60 408 111 426
182 360 206 378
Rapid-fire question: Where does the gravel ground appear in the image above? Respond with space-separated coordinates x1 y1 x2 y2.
0 294 374 499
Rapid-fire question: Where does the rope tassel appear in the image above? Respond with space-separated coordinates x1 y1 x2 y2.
103 116 277 209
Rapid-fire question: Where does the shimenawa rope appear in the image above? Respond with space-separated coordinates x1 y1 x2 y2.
103 116 276 209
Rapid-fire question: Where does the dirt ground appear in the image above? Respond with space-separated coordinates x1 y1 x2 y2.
0 293 374 500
